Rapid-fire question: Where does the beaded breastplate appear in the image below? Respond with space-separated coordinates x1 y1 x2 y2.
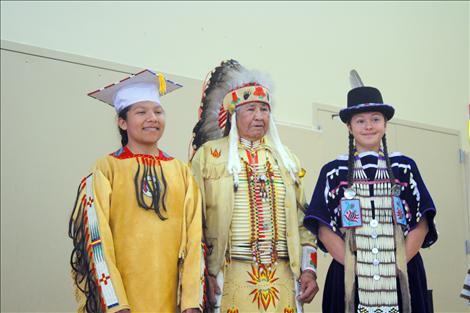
349 153 400 313
230 138 287 267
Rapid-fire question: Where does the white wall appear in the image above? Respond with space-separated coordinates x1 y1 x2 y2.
1 1 469 149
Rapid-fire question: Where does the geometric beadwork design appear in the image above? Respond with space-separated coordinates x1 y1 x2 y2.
357 304 400 313
301 245 317 273
85 175 119 309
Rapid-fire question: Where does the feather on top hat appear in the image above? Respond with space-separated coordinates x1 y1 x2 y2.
339 70 395 123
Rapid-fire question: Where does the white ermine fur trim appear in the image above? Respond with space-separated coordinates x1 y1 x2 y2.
267 115 298 181
228 113 241 188
294 279 303 313
214 271 225 313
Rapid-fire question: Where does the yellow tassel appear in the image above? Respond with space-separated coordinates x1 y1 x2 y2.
157 73 167 95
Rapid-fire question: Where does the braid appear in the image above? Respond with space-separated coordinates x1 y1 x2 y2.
69 175 105 313
159 162 168 214
223 112 232 137
119 128 128 147
118 106 130 147
382 134 396 183
133 157 167 220
347 133 355 187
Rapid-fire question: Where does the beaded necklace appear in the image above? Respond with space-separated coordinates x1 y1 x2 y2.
231 138 286 267
244 157 280 266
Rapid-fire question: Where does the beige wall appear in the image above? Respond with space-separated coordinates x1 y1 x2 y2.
1 1 469 150
1 40 470 312
1 1 469 312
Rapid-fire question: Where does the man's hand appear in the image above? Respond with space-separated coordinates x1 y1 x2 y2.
207 274 221 307
296 270 319 304
182 308 201 313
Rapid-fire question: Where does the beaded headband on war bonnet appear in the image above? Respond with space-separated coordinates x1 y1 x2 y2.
222 84 271 113
217 83 271 130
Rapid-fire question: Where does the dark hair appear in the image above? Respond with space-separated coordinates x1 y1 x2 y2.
118 106 131 146
69 174 105 313
223 112 232 137
347 133 355 188
381 133 396 183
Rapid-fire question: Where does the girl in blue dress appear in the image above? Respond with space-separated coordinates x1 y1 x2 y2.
304 83 437 313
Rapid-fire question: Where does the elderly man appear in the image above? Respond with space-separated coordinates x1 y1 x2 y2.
191 60 318 313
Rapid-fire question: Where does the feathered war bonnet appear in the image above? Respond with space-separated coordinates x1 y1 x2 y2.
191 60 298 188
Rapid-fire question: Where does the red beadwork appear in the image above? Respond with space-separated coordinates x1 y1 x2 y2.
244 155 279 267
111 146 173 161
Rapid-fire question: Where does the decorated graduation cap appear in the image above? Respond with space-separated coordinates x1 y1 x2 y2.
88 69 183 113
339 70 395 123
191 59 298 186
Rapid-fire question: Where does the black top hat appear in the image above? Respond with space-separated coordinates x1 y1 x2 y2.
339 86 395 123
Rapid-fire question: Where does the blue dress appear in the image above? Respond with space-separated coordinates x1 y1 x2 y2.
304 151 437 313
